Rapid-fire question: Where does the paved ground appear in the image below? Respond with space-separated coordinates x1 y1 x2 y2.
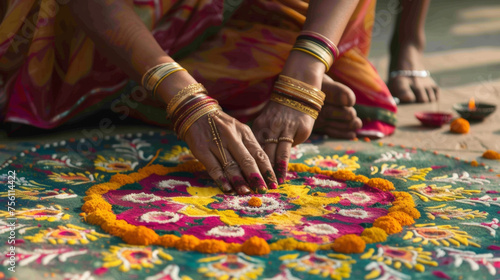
1 0 499 170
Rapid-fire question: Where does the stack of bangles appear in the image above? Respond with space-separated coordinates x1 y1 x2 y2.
271 75 326 120
292 30 339 73
142 62 221 140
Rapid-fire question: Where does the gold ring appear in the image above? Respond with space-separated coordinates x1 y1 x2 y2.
278 137 294 143
222 160 237 171
264 138 279 144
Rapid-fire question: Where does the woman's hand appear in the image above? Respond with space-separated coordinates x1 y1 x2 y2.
184 111 278 195
252 102 315 183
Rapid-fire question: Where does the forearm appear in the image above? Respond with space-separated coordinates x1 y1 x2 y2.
282 0 359 87
393 0 430 50
66 0 195 104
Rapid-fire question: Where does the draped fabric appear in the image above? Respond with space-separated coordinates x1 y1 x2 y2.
0 0 396 136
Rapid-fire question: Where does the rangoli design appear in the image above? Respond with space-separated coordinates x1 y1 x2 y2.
0 132 498 279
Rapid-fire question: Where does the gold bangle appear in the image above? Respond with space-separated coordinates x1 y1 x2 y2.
173 98 218 129
144 63 182 91
294 40 334 69
179 105 221 140
167 83 207 115
152 68 187 98
300 30 340 58
142 63 168 87
278 75 325 101
292 48 330 72
270 94 319 119
274 83 324 108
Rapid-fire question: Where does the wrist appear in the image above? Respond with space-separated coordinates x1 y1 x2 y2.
155 70 198 105
281 51 325 89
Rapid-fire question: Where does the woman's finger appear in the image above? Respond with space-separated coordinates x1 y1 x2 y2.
191 148 234 194
221 153 252 195
274 134 295 184
242 135 279 190
223 127 268 194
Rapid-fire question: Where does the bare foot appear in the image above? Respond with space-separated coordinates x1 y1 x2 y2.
313 75 362 139
388 44 439 103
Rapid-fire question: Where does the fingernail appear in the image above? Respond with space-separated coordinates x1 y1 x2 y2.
238 185 251 195
269 182 278 189
257 185 267 194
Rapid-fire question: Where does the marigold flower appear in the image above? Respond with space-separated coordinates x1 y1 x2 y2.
367 178 395 191
353 175 369 183
101 220 135 237
195 239 228 254
175 235 200 251
373 216 402 234
470 160 479 167
155 235 180 248
483 150 500 160
122 226 159 246
389 205 421 219
450 118 470 134
387 211 415 226
82 199 112 213
361 227 387 243
392 192 415 206
242 236 270 255
85 210 116 226
248 197 262 207
227 243 242 253
332 234 366 254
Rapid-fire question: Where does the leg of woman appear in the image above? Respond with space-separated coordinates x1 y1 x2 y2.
388 0 439 103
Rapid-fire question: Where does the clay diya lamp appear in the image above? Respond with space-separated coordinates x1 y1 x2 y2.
415 112 453 127
453 97 496 122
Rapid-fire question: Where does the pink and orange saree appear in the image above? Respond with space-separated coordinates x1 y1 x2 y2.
0 0 397 137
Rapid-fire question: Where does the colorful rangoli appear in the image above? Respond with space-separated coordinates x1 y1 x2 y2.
1 131 499 280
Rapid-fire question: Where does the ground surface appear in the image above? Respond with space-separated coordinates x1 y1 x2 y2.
1 0 499 170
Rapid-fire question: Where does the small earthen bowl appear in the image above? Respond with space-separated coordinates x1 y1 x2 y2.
415 112 453 127
453 103 496 121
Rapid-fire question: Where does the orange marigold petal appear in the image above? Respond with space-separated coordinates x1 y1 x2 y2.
101 220 135 237
122 226 159 246
110 174 135 185
248 197 263 207
450 118 470 134
367 178 395 191
332 234 366 254
175 235 201 251
483 150 500 160
242 236 270 256
373 216 403 234
470 160 479 167
227 243 242 253
195 239 228 254
387 211 415 226
82 199 112 213
361 227 388 244
155 235 180 248
85 210 116 226
353 175 370 184
389 205 421 219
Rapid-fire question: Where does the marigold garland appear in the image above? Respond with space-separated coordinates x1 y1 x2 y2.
483 150 500 160
332 234 366 254
81 160 419 255
360 227 387 244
